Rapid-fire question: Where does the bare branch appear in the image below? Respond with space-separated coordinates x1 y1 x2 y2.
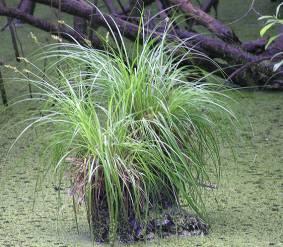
169 0 241 43
0 0 282 89
0 5 102 48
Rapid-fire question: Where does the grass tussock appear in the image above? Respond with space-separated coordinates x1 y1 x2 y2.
11 21 237 242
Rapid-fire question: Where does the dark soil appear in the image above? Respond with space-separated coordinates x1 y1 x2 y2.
92 207 208 243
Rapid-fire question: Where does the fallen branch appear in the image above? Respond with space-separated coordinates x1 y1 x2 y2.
0 5 102 48
0 0 282 89
201 0 219 16
168 0 241 43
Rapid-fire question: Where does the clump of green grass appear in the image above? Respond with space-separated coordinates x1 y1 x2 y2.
12 20 237 243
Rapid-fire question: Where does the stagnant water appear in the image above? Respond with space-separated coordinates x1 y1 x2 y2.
0 1 282 246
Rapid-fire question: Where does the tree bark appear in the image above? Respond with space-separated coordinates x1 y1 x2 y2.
169 0 240 44
18 0 36 15
201 0 219 17
73 0 87 36
242 38 267 54
0 5 102 48
74 16 87 36
88 0 99 41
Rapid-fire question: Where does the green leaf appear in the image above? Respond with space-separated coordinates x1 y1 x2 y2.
258 15 273 21
265 34 281 48
260 22 276 37
275 3 283 18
